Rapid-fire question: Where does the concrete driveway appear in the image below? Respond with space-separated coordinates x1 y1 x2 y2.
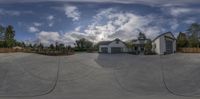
0 52 200 99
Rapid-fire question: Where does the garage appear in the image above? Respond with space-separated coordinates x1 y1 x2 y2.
98 38 127 54
101 47 108 53
111 47 122 53
152 32 176 55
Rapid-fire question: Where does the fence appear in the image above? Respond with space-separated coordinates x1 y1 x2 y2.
0 48 29 53
177 48 200 53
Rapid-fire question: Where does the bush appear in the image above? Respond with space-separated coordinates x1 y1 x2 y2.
144 50 157 55
128 51 139 55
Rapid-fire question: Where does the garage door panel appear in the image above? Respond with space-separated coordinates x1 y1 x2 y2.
165 40 173 54
111 47 122 53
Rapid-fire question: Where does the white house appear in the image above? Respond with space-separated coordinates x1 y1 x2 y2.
98 38 128 53
152 32 176 55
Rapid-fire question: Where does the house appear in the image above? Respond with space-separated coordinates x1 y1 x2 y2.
98 38 128 53
152 32 176 55
132 32 150 54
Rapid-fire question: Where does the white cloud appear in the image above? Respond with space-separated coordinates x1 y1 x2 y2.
47 15 54 20
169 19 179 30
0 8 20 16
36 8 181 45
163 6 200 17
75 26 81 31
33 22 42 27
184 18 196 24
64 5 80 21
37 31 60 46
49 22 54 27
0 8 33 16
169 7 192 16
28 26 39 33
56 8 168 44
37 31 85 46
46 15 55 27
81 8 164 42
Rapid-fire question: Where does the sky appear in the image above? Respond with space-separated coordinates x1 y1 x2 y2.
0 0 200 45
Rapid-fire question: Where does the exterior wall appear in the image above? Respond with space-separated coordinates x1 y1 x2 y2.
152 33 176 55
152 38 161 54
99 40 128 53
108 41 127 53
173 40 176 52
99 45 108 52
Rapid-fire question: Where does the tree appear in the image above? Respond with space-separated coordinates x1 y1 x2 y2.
21 42 26 48
49 44 55 50
38 43 44 50
187 23 200 47
144 39 152 52
0 25 5 40
28 44 33 48
125 41 135 52
5 25 15 48
58 43 65 51
75 38 93 51
187 23 200 36
177 32 188 48
188 36 199 47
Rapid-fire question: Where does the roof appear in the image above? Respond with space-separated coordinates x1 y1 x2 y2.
98 38 126 46
152 32 176 42
98 41 112 45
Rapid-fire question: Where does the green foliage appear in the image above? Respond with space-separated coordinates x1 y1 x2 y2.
4 25 15 48
144 39 152 52
177 32 188 47
187 23 200 36
125 40 135 52
74 38 93 51
187 23 200 47
38 43 44 49
188 35 199 47
49 44 55 50
0 25 5 40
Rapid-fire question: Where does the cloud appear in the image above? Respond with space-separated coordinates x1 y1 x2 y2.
169 19 179 30
35 7 188 46
163 6 200 17
184 18 196 24
0 0 200 5
81 8 165 42
37 31 60 45
64 5 80 21
37 31 81 46
28 26 39 33
0 8 20 16
46 15 55 27
0 8 33 16
75 26 81 31
48 22 54 27
169 7 192 16
52 8 167 45
47 15 54 20
33 22 42 27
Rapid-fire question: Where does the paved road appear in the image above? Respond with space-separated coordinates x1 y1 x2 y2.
0 52 200 99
